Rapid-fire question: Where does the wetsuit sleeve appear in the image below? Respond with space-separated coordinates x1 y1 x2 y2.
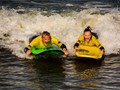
27 38 38 49
74 35 83 48
93 36 105 51
51 36 67 50
74 43 79 48
24 37 39 53
24 47 29 53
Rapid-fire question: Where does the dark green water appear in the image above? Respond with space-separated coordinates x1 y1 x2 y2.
1 0 120 13
0 49 120 90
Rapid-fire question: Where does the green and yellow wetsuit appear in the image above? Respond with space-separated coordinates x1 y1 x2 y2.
74 35 104 50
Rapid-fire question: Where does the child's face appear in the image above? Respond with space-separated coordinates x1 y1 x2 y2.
42 35 51 44
84 31 91 41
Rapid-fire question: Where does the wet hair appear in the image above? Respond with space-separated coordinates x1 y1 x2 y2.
42 31 51 37
84 26 92 34
84 26 98 39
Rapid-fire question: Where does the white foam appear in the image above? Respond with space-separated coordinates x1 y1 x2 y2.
0 8 120 58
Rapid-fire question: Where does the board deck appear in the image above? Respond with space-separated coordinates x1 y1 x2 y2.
31 47 64 58
76 45 103 59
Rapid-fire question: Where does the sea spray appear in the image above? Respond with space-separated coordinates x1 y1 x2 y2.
0 8 120 58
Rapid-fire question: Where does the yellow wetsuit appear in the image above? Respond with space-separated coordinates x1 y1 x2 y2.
26 35 64 50
74 35 104 50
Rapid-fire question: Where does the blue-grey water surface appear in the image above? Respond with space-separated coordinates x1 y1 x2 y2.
0 48 120 90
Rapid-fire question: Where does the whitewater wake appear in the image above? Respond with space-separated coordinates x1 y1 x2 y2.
0 8 120 58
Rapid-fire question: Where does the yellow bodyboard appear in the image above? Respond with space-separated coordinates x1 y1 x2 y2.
76 45 103 59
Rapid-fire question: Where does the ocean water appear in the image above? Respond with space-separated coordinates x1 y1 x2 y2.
0 0 120 90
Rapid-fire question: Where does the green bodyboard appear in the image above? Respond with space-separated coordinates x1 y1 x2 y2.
31 47 64 57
